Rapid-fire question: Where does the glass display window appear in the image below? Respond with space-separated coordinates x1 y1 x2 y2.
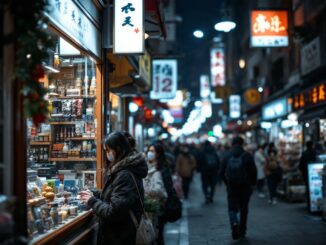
25 34 100 242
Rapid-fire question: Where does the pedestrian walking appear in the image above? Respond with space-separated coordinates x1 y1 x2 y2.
254 145 267 198
79 131 148 245
264 148 282 205
299 140 316 208
219 137 257 240
199 141 221 204
175 145 197 199
148 142 181 245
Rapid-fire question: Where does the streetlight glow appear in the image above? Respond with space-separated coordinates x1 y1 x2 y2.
214 21 236 32
193 30 204 38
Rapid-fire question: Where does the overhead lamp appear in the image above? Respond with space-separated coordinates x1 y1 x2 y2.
193 30 204 38
214 5 236 33
128 102 139 113
214 20 236 32
239 59 246 69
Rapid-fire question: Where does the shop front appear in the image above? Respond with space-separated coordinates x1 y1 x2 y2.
262 97 304 201
294 81 326 153
25 1 104 244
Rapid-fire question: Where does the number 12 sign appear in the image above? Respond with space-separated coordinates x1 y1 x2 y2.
150 59 178 100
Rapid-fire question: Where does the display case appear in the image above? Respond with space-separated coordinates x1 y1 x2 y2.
25 35 102 244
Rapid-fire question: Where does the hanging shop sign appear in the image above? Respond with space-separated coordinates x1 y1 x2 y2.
46 0 101 58
200 75 211 98
229 95 241 119
210 48 225 87
150 59 178 99
262 97 289 120
251 10 289 47
214 86 232 100
139 50 151 85
293 81 326 111
301 37 322 76
244 88 261 106
114 0 144 54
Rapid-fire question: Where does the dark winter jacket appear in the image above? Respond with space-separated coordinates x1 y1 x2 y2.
299 149 316 183
88 152 148 245
219 146 257 188
198 146 220 175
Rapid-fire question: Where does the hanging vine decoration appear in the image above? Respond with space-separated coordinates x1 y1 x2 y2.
6 0 54 127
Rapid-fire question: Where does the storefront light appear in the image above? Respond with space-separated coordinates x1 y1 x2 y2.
148 128 155 137
261 122 272 129
195 101 203 107
237 120 242 125
128 102 139 113
258 87 264 93
247 120 253 126
288 113 298 122
305 122 310 128
239 59 246 69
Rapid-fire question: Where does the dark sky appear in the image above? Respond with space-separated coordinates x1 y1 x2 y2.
175 0 223 98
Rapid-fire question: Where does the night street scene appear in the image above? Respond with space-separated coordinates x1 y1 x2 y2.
2 0 326 244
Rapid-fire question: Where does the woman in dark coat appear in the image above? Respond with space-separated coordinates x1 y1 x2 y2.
80 132 148 245
148 142 176 245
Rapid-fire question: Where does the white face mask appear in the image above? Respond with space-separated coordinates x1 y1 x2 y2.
147 152 156 161
106 152 115 162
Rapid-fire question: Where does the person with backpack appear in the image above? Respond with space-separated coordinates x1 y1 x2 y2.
219 137 257 240
149 142 182 245
199 141 221 204
175 144 197 199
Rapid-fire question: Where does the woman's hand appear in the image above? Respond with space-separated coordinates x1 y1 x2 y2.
79 190 94 204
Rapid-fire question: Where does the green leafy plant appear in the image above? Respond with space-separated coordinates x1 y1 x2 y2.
5 0 54 127
144 196 161 213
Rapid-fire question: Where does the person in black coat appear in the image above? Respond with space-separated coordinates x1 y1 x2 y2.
299 140 316 207
80 131 148 245
219 137 257 240
198 141 221 204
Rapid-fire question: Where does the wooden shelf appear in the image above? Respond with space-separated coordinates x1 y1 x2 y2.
50 95 96 99
31 211 93 245
49 157 96 162
64 137 95 141
30 142 51 146
49 122 79 125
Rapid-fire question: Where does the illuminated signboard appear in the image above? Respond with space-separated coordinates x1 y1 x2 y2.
251 10 288 47
210 48 225 87
262 97 288 120
200 75 211 98
293 82 326 110
150 59 178 99
114 0 144 54
229 95 241 119
308 163 326 212
47 0 101 58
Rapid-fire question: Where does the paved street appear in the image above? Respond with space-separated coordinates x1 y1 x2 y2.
165 173 326 245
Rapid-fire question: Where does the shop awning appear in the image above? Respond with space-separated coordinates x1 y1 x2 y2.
145 0 167 38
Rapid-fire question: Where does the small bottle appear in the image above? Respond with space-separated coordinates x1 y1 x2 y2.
60 127 64 141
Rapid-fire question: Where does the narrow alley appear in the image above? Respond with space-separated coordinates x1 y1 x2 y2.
165 174 326 245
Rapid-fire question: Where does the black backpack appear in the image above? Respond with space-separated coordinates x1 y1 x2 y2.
226 153 247 184
205 152 219 170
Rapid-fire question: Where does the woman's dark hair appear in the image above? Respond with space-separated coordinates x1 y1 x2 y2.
148 142 166 170
122 131 136 149
104 131 132 163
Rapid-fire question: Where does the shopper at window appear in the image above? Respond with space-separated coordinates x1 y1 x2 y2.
254 145 267 198
264 149 282 205
80 131 148 245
